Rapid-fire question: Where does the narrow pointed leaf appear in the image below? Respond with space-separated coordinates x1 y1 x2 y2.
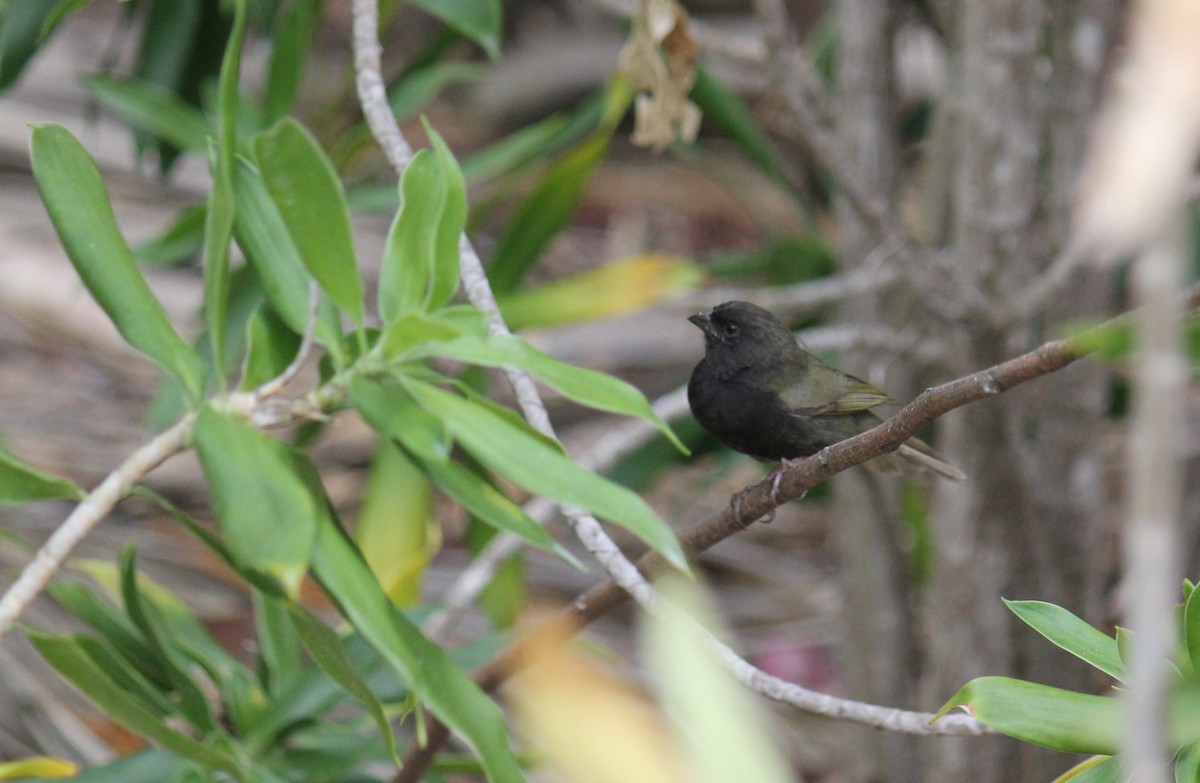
405 332 686 452
0 756 77 780
263 0 318 124
79 76 210 151
404 379 687 570
350 375 451 462
194 406 321 597
27 631 240 772
286 602 401 764
0 447 81 503
424 121 467 309
255 119 363 324
310 519 529 783
30 124 205 402
379 149 443 321
1004 599 1125 683
407 0 500 59
935 677 1121 754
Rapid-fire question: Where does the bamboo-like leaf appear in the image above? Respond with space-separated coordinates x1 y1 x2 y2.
310 518 530 783
27 630 241 772
231 155 345 363
286 602 401 763
403 379 687 571
407 0 501 59
79 76 209 151
350 375 452 462
935 677 1121 754
254 118 363 325
193 406 321 597
1004 599 1125 683
263 0 319 124
0 447 81 503
30 124 206 402
402 332 687 452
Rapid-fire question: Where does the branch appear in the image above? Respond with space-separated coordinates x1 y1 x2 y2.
393 292 1167 780
0 415 195 636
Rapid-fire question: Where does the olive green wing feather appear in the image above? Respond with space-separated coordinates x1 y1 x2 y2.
776 358 893 416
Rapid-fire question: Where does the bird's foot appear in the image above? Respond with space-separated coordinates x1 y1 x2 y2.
817 447 831 467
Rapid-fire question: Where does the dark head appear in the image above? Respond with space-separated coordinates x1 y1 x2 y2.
688 300 800 365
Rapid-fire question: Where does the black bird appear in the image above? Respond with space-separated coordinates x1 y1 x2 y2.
687 301 965 497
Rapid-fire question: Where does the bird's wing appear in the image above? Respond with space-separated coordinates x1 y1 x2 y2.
778 360 893 416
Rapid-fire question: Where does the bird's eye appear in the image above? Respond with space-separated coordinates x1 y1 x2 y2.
726 323 739 336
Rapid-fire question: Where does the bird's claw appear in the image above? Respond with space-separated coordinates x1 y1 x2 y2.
817 448 830 467
731 486 774 525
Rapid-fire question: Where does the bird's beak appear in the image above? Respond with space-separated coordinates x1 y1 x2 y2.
688 309 714 337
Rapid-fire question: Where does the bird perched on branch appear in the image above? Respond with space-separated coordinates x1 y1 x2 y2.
687 300 964 513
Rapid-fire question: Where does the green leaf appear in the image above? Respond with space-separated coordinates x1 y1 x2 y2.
0 446 81 503
252 591 303 697
0 0 61 92
255 118 363 325
27 630 241 772
201 0 248 381
935 677 1121 754
286 602 401 764
420 452 579 567
1005 599 1125 683
0 756 76 780
487 132 610 293
389 61 483 122
263 0 319 124
240 303 301 390
689 68 789 189
407 0 501 59
403 379 687 571
231 155 345 363
79 76 210 151
1185 585 1200 675
54 750 189 783
378 310 464 360
30 124 206 402
403 332 687 452
133 202 206 267
310 518 529 783
355 438 437 606
50 580 167 685
1057 756 1118 783
193 406 321 596
377 123 466 323
350 375 451 463
460 113 574 182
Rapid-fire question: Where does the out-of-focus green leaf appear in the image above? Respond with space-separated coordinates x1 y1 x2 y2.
253 591 303 697
407 0 501 59
255 118 363 325
263 0 319 124
935 677 1120 754
30 124 206 402
1184 585 1200 675
0 447 81 503
355 438 438 606
403 379 687 571
49 581 165 684
402 332 687 452
378 310 463 360
497 253 705 329
240 304 301 390
487 132 610 293
193 406 321 596
133 203 206 267
1053 756 1117 783
231 155 345 364
201 0 247 379
310 518 530 783
378 123 466 322
646 576 796 783
54 749 189 783
0 756 76 780
389 61 482 122
461 113 573 182
27 630 240 772
690 68 789 189
1175 746 1200 783
350 375 452 462
79 76 210 151
286 602 401 763
1004 599 1125 683
0 0 60 92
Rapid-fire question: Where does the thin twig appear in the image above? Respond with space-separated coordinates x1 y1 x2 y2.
253 281 321 400
0 414 196 636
